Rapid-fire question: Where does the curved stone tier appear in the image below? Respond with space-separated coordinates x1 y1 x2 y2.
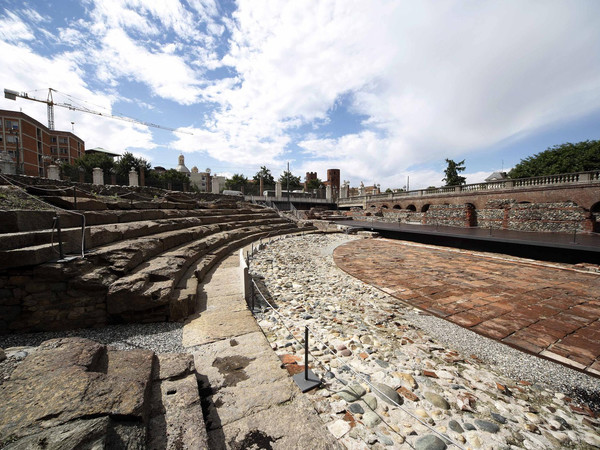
0 198 314 333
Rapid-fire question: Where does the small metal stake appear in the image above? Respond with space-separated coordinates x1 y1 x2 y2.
292 326 321 392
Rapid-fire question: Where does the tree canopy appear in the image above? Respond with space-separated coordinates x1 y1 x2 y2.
225 173 249 192
278 170 302 190
442 159 466 186
114 152 150 178
305 177 323 190
253 166 275 186
508 140 600 179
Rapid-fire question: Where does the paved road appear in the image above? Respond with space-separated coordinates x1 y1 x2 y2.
334 238 600 377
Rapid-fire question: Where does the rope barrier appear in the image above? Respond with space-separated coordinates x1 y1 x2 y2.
250 275 467 449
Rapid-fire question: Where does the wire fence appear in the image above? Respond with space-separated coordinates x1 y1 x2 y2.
246 238 466 449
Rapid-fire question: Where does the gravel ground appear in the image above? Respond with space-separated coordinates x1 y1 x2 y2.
258 233 600 406
0 322 185 353
0 322 185 385
406 310 600 406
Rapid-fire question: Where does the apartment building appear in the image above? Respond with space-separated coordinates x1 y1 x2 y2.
0 109 85 177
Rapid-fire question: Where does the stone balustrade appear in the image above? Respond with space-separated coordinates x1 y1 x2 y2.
339 170 600 205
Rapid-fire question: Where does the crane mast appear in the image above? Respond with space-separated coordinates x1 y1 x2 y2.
47 88 55 130
3 87 192 135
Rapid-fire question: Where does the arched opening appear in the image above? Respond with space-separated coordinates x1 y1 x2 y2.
591 201 600 232
406 204 416 212
393 204 402 210
465 203 477 227
421 204 430 213
365 212 372 217
381 204 389 209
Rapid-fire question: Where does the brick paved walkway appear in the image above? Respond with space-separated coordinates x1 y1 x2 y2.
333 238 600 376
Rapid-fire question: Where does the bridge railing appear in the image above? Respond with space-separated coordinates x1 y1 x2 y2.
245 195 333 204
339 170 600 205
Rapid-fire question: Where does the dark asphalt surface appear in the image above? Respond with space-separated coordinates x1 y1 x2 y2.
345 220 600 263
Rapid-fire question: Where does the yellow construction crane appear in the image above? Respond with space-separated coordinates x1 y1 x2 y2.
4 87 193 135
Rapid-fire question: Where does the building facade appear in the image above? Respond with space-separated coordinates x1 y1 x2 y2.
190 166 212 192
0 109 84 177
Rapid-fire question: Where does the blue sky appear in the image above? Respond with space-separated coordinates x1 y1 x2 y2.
1 0 599 190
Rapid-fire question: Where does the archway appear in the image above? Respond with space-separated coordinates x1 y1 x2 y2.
393 204 402 210
406 204 416 212
465 203 477 227
591 201 600 232
421 204 430 213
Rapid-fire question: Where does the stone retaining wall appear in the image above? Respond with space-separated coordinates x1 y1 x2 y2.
0 264 107 333
478 200 588 232
348 199 592 232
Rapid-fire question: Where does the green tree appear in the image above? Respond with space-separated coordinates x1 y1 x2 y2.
385 188 393 193
115 152 150 179
278 170 302 190
443 159 466 186
306 178 324 190
225 173 249 192
253 166 275 186
508 140 600 179
161 169 189 183
62 153 114 182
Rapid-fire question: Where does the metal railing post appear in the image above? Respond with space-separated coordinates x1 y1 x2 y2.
55 214 64 259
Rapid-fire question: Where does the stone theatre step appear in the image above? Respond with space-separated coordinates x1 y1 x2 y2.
0 209 287 269
107 222 297 320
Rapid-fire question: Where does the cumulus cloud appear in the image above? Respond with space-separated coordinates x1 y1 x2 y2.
2 1 600 188
0 11 35 42
189 0 600 187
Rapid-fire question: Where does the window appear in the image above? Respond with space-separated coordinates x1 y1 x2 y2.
50 147 58 154
36 128 41 139
59 137 68 144
6 135 17 144
51 137 57 143
5 120 18 130
60 147 68 155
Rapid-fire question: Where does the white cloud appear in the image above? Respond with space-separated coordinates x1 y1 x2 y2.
0 39 156 155
182 0 600 187
95 27 204 104
0 11 35 42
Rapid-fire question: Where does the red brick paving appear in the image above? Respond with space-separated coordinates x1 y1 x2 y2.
333 238 600 376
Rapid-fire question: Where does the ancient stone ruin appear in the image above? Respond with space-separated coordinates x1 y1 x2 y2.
0 337 206 449
0 179 318 448
0 182 311 334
